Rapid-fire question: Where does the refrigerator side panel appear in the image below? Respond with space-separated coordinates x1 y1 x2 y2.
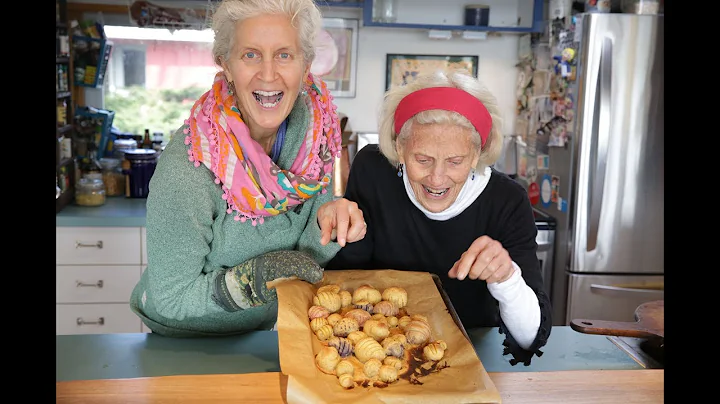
570 14 664 276
566 273 664 323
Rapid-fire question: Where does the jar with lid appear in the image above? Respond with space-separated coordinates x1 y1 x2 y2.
113 137 138 159
99 157 126 196
75 177 106 207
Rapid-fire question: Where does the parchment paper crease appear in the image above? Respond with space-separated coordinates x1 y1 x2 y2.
274 269 502 404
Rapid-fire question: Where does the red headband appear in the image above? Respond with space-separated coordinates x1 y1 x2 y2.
393 87 492 147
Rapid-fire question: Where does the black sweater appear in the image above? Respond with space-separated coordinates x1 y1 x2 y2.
326 145 551 365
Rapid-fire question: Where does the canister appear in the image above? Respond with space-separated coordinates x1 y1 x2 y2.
465 5 490 27
113 137 138 159
124 149 157 198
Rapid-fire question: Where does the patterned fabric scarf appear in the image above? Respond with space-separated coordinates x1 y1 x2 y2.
184 72 342 225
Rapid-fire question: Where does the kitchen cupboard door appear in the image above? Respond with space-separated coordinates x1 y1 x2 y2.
56 226 142 265
56 303 142 335
56 265 141 304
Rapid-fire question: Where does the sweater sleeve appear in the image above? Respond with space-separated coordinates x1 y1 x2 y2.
297 178 342 266
325 147 376 270
493 181 552 366
144 134 243 321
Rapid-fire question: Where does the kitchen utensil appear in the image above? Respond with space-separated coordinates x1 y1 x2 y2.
570 300 663 339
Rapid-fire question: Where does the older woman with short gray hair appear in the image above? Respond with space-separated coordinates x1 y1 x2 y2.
130 0 366 337
327 68 552 366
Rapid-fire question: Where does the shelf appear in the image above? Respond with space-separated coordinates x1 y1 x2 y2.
58 124 73 134
56 187 75 214
58 158 73 168
360 0 544 34
56 21 67 29
362 21 541 33
57 56 70 64
57 91 72 99
317 1 364 8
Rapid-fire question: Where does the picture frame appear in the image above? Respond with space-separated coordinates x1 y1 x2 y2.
385 54 479 91
310 18 359 98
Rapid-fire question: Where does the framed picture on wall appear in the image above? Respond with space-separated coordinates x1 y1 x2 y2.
385 54 479 91
310 18 359 98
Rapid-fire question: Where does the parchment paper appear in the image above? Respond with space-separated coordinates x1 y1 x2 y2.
274 269 502 404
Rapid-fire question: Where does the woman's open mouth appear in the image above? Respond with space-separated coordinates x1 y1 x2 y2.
252 90 284 108
422 185 449 198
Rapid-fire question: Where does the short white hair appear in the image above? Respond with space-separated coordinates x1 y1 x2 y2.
211 0 322 65
377 68 504 172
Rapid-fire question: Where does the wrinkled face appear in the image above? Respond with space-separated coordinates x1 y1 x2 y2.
221 14 309 133
398 123 480 213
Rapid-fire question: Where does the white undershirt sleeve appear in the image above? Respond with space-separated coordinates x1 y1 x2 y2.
486 261 541 350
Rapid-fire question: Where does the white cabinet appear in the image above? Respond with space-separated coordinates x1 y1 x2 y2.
56 226 145 335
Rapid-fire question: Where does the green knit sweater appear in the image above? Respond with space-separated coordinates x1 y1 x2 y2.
129 96 341 337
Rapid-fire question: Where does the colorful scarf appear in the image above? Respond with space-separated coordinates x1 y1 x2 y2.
184 72 342 226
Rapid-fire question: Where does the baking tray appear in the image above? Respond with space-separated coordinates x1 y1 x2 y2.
430 273 470 342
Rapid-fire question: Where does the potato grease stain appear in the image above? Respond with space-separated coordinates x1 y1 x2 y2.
400 346 450 385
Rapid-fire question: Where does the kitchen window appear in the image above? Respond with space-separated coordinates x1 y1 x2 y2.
103 25 220 141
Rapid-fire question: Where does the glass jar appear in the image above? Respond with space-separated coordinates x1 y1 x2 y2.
622 0 660 14
75 177 106 207
99 157 125 196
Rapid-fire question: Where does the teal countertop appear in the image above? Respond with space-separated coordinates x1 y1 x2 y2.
56 326 642 382
56 197 147 227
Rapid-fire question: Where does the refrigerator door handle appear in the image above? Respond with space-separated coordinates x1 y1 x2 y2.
586 37 613 252
590 283 664 299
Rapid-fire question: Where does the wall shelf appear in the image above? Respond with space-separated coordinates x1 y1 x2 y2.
58 124 73 135
361 0 544 34
317 1 364 8
57 0 76 214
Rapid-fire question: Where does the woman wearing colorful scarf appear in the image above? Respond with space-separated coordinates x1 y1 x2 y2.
326 69 552 365
130 0 366 337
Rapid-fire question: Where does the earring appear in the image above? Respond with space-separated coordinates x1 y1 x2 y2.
301 89 308 96
397 164 403 178
471 168 476 180
228 81 236 96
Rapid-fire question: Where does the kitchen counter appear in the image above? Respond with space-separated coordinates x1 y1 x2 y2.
56 326 644 383
56 196 147 227
56 326 665 403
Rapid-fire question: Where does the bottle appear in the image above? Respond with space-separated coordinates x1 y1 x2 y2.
142 129 152 149
122 159 132 197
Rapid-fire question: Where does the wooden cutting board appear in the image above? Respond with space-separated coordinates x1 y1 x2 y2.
570 300 664 340
55 370 665 404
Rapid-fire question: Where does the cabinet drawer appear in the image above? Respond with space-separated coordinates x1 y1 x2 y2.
56 227 141 265
56 266 141 304
56 303 141 335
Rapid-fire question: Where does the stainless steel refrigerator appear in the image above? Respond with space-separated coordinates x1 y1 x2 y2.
518 12 664 325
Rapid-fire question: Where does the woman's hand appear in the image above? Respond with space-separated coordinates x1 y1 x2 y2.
317 198 366 247
448 235 515 283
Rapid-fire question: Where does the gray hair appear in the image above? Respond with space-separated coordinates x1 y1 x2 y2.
210 0 322 66
377 68 504 172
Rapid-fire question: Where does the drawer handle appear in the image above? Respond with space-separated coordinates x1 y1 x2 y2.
76 317 105 326
76 280 104 288
75 240 103 249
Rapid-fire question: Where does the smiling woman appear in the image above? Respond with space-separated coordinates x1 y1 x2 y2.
326 68 553 367
128 0 367 338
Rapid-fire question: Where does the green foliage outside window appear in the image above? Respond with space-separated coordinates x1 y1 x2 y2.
104 86 206 141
